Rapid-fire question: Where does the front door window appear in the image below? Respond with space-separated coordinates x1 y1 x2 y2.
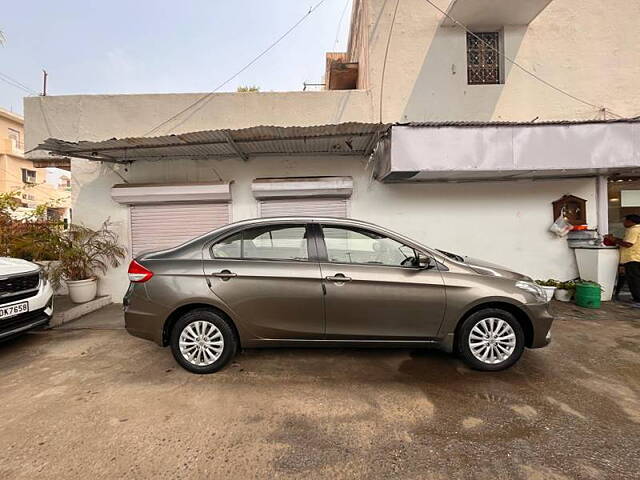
322 226 417 267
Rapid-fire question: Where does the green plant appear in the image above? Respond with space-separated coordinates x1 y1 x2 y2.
557 280 576 290
236 85 260 92
535 279 560 287
47 220 127 288
0 191 64 261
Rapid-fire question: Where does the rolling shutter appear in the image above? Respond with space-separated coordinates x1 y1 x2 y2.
130 203 230 256
259 198 348 218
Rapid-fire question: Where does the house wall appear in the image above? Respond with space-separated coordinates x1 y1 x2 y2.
22 0 621 297
1 108 70 210
73 152 596 298
0 109 25 195
363 0 640 122
346 0 370 89
24 90 374 146
0 148 70 211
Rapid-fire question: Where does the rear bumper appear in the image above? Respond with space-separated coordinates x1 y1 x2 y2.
123 284 166 346
524 302 554 348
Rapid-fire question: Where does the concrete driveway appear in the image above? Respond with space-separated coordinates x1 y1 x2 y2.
0 302 639 479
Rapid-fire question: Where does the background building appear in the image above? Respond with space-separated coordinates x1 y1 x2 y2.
0 107 70 220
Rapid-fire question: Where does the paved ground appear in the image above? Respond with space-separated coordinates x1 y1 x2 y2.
0 302 639 480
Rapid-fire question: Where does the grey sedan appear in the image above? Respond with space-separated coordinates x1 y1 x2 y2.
124 217 553 374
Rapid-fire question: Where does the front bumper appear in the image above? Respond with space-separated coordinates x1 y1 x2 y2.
0 281 54 340
523 302 554 348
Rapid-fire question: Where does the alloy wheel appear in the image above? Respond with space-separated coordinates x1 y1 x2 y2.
468 317 516 365
179 321 225 367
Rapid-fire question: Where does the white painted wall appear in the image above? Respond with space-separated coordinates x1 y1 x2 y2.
22 0 624 298
72 154 596 298
24 90 374 146
363 0 640 122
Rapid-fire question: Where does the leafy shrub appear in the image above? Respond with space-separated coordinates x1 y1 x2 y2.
1 192 126 286
46 221 127 288
0 191 63 260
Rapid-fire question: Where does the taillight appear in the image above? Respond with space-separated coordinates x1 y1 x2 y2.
128 260 153 283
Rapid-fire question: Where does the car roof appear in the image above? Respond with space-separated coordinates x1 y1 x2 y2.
139 215 443 262
220 216 382 230
214 216 429 250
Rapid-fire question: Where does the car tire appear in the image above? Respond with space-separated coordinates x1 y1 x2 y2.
170 309 236 374
458 308 525 371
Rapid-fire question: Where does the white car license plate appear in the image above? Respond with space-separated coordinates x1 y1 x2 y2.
0 302 28 320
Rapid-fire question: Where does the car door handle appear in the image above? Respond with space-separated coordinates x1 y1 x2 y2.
325 274 352 282
212 270 237 280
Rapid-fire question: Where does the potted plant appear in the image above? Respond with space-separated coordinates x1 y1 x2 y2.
554 280 576 302
535 279 559 302
48 220 126 303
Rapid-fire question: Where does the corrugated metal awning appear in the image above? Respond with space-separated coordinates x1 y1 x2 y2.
32 123 390 163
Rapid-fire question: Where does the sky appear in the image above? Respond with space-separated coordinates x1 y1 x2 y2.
0 0 353 115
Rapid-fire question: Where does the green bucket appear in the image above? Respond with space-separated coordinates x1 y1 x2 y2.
575 282 601 309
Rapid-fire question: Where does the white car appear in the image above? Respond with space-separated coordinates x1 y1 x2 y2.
0 257 54 341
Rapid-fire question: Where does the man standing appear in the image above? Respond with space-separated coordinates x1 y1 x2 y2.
607 214 640 308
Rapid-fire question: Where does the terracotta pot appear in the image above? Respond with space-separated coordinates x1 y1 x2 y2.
66 278 97 303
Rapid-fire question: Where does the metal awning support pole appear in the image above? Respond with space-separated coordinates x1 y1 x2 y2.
596 175 609 235
222 130 249 161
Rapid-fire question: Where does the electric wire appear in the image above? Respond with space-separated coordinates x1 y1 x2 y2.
333 0 351 49
0 71 38 96
144 0 328 137
420 0 624 119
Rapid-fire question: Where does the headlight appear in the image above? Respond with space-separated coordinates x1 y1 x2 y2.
515 281 547 302
38 268 49 287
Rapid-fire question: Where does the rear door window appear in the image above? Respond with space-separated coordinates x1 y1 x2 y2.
211 232 242 258
211 225 309 261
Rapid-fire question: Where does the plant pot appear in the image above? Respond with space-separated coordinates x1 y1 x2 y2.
540 286 556 302
554 288 573 302
66 278 97 304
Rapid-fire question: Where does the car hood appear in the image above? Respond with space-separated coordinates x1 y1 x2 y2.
0 257 40 276
462 256 532 282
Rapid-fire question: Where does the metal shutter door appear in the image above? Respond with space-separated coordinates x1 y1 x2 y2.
130 203 230 256
259 198 348 218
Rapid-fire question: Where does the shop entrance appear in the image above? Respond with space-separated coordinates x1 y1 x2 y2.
608 177 640 236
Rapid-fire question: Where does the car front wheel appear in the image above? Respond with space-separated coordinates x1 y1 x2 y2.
170 309 236 374
458 308 525 371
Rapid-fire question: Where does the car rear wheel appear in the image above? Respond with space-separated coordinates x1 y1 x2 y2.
458 308 525 371
170 309 236 374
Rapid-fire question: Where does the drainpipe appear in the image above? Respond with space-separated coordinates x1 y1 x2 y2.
595 175 609 235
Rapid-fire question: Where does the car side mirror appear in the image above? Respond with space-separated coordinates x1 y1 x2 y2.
417 254 436 270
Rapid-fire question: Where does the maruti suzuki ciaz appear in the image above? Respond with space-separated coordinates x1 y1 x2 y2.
124 217 553 374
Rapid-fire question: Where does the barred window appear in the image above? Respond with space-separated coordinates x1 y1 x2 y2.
467 32 501 85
